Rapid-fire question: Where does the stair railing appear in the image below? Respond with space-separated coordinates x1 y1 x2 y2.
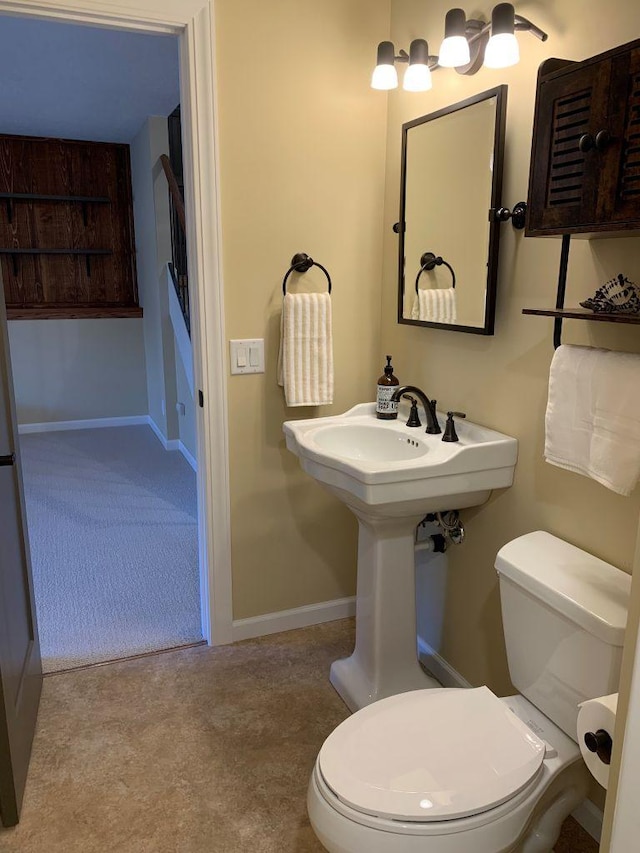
159 153 190 334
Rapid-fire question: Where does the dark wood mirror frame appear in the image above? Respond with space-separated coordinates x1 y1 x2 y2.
397 85 507 336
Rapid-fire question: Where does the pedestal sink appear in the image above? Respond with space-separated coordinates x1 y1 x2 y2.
284 403 518 711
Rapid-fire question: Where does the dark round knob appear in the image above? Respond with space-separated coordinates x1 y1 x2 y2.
579 133 595 153
420 252 439 270
291 252 313 272
495 207 512 221
595 129 611 152
584 729 612 765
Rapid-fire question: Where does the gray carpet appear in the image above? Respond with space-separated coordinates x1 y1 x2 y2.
20 425 202 672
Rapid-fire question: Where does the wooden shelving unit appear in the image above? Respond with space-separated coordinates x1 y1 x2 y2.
0 134 139 320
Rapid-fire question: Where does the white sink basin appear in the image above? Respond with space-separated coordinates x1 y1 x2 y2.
284 403 518 518
312 423 428 462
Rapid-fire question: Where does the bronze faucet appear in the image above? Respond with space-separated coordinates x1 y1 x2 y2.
391 385 441 434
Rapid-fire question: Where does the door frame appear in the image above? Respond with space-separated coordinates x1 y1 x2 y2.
0 0 233 645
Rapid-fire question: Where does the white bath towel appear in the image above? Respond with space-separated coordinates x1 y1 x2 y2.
277 292 334 407
544 344 640 495
411 288 457 323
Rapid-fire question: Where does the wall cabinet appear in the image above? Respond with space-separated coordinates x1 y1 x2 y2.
527 38 640 237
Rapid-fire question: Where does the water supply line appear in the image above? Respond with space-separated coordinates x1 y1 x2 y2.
414 510 465 553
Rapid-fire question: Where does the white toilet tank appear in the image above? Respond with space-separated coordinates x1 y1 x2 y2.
495 531 631 740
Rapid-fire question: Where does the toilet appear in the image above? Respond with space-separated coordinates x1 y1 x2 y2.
308 531 631 853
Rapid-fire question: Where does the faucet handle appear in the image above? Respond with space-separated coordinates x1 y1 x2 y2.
402 395 422 428
442 411 466 443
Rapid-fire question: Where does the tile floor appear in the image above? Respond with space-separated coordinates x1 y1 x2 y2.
0 621 599 852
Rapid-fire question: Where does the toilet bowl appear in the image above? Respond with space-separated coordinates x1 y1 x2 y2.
308 532 631 853
308 689 589 853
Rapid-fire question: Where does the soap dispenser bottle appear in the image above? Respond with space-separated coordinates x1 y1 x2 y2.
376 355 399 420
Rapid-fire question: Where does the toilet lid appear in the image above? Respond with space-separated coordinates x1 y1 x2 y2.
318 686 546 822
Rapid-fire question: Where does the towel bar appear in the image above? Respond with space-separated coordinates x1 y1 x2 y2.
415 251 456 293
282 252 332 295
553 235 572 349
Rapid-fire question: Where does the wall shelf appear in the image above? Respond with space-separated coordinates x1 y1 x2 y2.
0 192 110 203
6 304 142 321
522 307 640 325
0 248 113 278
0 248 112 255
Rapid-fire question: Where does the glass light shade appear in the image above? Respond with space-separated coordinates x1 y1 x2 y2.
484 32 520 68
371 63 398 90
438 35 471 67
403 63 432 92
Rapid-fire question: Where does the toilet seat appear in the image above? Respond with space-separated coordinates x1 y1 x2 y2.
318 686 546 823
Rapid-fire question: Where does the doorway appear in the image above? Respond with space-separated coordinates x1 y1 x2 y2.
0 0 232 824
0 16 204 671
0 0 232 650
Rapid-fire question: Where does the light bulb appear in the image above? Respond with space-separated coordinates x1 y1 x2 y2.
403 64 432 92
371 64 398 90
371 41 398 90
484 32 520 68
485 3 519 68
438 35 471 67
402 39 432 92
439 8 470 67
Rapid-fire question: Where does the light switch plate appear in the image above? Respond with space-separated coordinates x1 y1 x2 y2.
229 339 265 374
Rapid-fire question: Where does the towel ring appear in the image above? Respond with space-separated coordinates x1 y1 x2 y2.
415 252 456 294
282 252 332 295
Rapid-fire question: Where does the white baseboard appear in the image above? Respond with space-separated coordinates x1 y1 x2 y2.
572 799 603 843
417 636 473 689
148 418 197 470
178 441 197 471
20 416 199 471
18 415 148 434
232 596 356 643
147 416 177 449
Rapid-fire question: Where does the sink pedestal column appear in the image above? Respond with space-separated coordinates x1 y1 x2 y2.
330 509 440 711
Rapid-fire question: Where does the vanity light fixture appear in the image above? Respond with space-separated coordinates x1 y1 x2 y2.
371 3 547 90
438 8 473 68
484 3 520 68
372 38 435 92
371 40 399 90
403 39 433 92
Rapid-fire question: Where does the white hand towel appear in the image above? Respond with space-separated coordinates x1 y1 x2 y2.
277 292 334 407
544 344 640 495
411 288 457 323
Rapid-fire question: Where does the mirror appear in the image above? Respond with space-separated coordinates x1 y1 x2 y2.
397 85 507 335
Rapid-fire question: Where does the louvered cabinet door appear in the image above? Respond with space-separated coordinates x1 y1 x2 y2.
603 46 640 225
527 62 611 235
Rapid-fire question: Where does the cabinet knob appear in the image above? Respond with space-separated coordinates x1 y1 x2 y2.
579 133 595 153
595 129 610 152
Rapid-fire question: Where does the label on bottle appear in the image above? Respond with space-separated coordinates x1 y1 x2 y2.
376 385 398 414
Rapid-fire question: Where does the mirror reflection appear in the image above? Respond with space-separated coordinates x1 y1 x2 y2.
398 86 507 335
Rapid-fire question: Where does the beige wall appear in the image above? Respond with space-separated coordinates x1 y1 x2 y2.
215 0 390 619
385 0 640 813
